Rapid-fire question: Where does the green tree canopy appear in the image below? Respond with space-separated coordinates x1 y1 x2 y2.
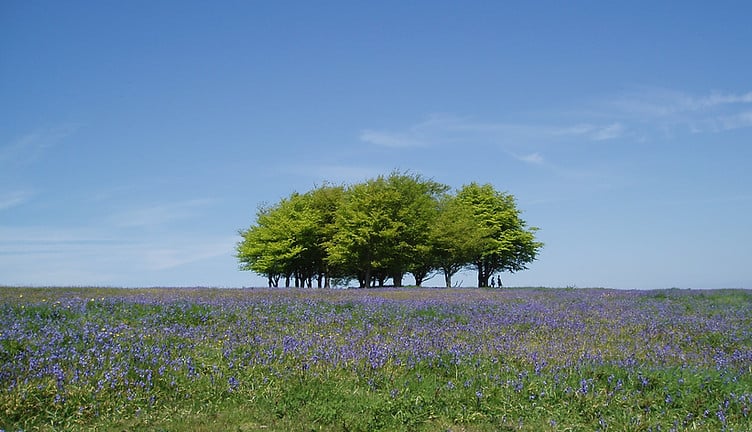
237 184 344 287
326 171 447 288
237 174 542 288
429 193 489 287
456 183 543 287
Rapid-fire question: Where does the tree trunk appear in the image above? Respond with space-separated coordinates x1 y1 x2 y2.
412 269 428 287
392 272 403 287
444 271 452 288
476 261 489 287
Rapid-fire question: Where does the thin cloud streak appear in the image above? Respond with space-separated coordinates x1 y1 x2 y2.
516 152 545 165
109 199 217 228
714 111 752 131
591 123 625 141
143 236 237 270
360 130 426 148
0 224 238 285
697 91 752 108
360 88 752 166
359 114 469 148
361 115 625 152
552 123 625 141
602 87 752 134
0 225 113 245
0 190 34 211
0 124 80 164
359 113 628 175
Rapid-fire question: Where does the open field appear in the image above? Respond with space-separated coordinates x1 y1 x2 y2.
1 287 750 431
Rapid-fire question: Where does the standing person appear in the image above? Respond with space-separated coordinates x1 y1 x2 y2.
497 275 503 288
490 277 495 288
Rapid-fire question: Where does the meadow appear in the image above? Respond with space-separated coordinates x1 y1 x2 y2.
1 287 750 431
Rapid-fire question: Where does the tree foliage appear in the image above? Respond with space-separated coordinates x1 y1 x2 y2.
456 183 544 287
237 184 343 287
237 173 542 288
326 172 448 287
430 193 489 287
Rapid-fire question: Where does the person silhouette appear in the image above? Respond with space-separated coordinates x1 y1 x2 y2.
490 277 495 288
497 275 502 288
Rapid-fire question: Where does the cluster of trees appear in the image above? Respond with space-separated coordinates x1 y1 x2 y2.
236 172 543 288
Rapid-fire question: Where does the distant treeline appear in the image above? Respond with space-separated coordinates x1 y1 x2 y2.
236 171 542 288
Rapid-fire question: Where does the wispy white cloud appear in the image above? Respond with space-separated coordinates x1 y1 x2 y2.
603 87 752 134
590 123 624 141
1 124 80 164
0 224 237 285
552 123 625 141
0 225 121 285
355 114 631 185
359 130 426 148
109 198 216 228
516 152 545 165
359 114 487 148
695 91 752 109
0 225 111 245
0 190 34 210
354 87 752 185
143 236 237 270
362 114 624 152
362 88 752 154
714 110 752 131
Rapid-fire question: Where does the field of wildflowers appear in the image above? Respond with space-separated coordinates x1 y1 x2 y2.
1 287 750 431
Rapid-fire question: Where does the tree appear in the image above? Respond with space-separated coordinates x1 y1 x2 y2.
238 174 542 289
236 184 344 287
385 172 448 286
455 183 543 287
326 171 448 287
305 183 345 287
408 242 435 287
326 176 389 288
236 198 301 287
430 193 489 287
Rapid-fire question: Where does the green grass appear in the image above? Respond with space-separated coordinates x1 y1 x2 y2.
90 362 748 431
1 287 750 431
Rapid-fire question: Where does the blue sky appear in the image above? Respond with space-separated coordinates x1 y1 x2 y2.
2 1 751 289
